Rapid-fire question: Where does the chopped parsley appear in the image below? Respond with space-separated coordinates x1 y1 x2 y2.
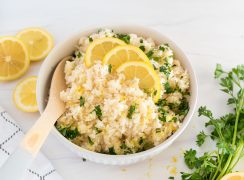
139 45 145 52
77 51 82 58
164 82 172 94
108 147 116 155
108 64 112 73
94 105 102 120
79 96 85 106
159 65 171 77
156 98 167 106
158 115 167 122
88 136 94 145
139 137 144 145
94 127 102 134
127 104 136 119
117 34 130 44
57 126 79 139
146 50 154 59
156 128 161 133
88 36 93 42
159 46 165 51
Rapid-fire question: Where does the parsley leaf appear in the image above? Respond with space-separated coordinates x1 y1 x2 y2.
88 136 94 145
94 105 102 120
164 82 172 94
196 131 207 146
127 104 136 119
146 50 154 59
108 64 112 73
108 147 116 155
139 45 145 51
57 126 79 139
184 149 198 169
117 34 130 44
79 96 85 106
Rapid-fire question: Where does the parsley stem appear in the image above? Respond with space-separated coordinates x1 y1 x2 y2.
232 89 244 146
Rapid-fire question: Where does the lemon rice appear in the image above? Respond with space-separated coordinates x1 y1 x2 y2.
56 29 190 155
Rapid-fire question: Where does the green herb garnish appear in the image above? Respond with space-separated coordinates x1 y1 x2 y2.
108 64 112 73
88 136 94 145
164 82 172 94
94 127 102 134
139 45 145 52
127 104 136 119
88 36 93 42
94 105 102 120
196 130 207 146
146 50 154 59
139 137 144 145
117 34 130 44
181 64 244 180
108 147 116 155
57 126 79 139
79 96 85 106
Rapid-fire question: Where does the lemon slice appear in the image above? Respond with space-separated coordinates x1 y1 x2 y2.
117 61 161 102
103 45 151 71
221 172 244 180
0 36 30 81
84 37 126 67
16 28 54 61
13 76 38 112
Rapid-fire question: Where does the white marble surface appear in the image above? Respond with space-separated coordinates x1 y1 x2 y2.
1 0 244 179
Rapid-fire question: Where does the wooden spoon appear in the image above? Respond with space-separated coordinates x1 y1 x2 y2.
0 57 69 180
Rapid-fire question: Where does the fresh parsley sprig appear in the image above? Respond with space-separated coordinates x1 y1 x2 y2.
181 64 244 180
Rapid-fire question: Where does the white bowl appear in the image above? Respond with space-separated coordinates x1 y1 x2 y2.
37 25 198 165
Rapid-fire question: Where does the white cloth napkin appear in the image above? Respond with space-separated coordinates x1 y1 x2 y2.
0 106 63 180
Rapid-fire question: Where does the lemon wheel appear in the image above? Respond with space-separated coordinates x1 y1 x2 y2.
13 76 38 112
84 37 126 67
117 61 161 102
0 36 30 81
103 45 151 71
16 28 54 61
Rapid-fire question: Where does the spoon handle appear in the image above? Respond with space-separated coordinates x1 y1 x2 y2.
21 101 63 157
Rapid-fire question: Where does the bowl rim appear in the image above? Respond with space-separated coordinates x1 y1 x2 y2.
36 24 198 163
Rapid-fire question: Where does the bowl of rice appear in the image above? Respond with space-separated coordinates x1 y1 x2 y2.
37 25 197 165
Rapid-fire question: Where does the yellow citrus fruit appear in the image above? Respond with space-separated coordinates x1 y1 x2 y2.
221 172 244 180
116 61 161 102
13 76 38 112
103 45 151 71
0 36 30 81
16 28 54 61
84 37 126 67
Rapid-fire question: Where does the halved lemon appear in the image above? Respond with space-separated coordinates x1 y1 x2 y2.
13 76 38 112
117 61 161 102
84 37 126 67
103 45 151 71
16 28 54 61
0 36 30 81
221 172 244 180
